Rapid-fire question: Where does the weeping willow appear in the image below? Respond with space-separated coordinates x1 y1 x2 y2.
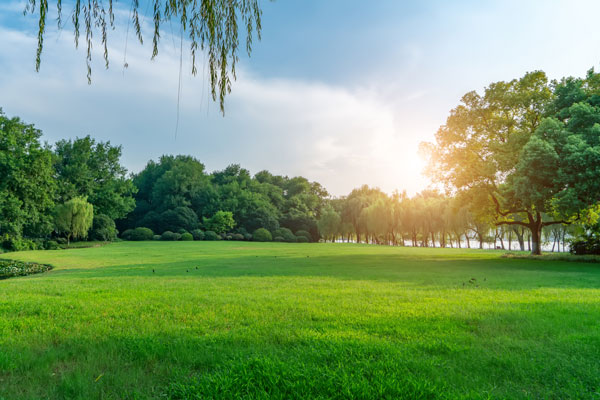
24 0 262 113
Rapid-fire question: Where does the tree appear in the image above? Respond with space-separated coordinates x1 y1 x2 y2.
424 70 600 255
203 211 235 234
89 214 117 241
0 110 56 241
54 136 136 220
318 207 341 242
26 0 262 113
54 197 94 245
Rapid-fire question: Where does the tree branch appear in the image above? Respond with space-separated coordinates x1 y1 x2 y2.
541 220 571 227
496 220 529 227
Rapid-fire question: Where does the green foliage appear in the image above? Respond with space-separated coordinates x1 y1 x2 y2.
0 259 52 279
273 236 285 242
295 230 313 242
180 232 193 241
153 235 161 241
26 0 262 113
54 197 94 244
203 211 235 234
296 236 309 243
160 231 181 241
203 231 221 241
89 214 117 242
122 227 154 241
231 233 245 241
252 228 272 242
0 110 56 241
191 229 205 241
53 136 136 220
272 228 296 242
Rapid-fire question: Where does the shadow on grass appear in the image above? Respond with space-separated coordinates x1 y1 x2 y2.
28 252 600 290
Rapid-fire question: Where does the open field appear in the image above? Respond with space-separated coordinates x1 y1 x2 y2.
1 242 599 399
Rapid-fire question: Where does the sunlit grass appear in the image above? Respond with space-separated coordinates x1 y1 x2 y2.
1 242 599 399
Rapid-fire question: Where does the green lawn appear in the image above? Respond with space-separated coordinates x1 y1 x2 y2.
1 242 599 399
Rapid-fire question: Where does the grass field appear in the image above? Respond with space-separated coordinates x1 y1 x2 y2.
1 242 599 399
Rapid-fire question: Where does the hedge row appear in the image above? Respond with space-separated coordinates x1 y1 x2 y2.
121 227 314 243
0 259 53 279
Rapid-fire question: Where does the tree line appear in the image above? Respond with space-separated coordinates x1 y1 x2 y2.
2 69 600 254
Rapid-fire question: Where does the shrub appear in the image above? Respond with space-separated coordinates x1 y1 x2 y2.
225 234 233 240
232 233 245 241
191 229 205 241
244 233 253 241
153 235 161 241
161 231 181 241
181 232 194 241
204 231 221 241
570 236 600 255
253 228 272 242
295 230 312 242
2 238 36 251
296 236 309 243
178 229 189 235
273 228 296 242
44 240 60 250
89 214 118 241
122 227 154 241
273 236 285 242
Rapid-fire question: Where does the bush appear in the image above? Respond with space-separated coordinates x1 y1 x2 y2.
570 236 600 255
181 232 194 241
296 236 309 243
244 233 253 241
1 238 37 252
191 229 205 241
122 227 154 241
295 230 312 242
161 231 182 241
178 229 189 235
232 233 245 241
204 231 221 241
153 235 161 241
273 236 285 242
44 240 60 250
273 228 296 242
253 228 272 242
89 214 117 241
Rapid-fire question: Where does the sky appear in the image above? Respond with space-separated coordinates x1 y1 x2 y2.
1 0 600 196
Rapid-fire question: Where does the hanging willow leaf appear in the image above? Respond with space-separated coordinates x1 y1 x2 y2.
24 0 262 114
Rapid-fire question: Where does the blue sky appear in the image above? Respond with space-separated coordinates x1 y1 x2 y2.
1 0 600 195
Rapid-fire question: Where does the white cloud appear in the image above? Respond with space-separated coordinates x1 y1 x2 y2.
0 16 433 197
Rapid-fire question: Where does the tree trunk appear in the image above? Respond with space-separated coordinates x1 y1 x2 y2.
516 229 524 251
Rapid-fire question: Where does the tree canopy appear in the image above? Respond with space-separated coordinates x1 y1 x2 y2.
423 69 600 254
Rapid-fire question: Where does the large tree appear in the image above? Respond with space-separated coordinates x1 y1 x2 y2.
0 110 56 241
425 70 600 254
25 0 262 113
54 136 136 221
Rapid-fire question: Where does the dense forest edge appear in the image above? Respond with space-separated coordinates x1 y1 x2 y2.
3 68 600 256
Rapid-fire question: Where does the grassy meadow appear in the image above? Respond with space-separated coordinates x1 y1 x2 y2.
1 242 599 399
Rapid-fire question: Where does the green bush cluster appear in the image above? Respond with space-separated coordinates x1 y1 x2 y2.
161 231 181 241
121 227 154 241
252 228 272 242
0 259 52 279
180 232 194 241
